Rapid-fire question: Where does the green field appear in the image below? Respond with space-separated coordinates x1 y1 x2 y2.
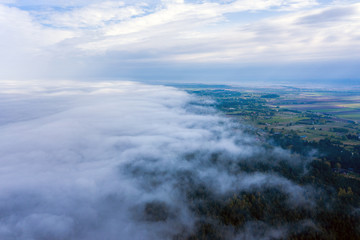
262 91 360 122
183 85 360 146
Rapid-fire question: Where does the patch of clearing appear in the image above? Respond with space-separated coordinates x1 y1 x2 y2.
315 108 351 113
336 113 360 121
335 103 360 108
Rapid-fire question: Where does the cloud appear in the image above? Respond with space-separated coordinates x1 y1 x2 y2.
0 4 74 78
0 80 317 239
297 5 356 24
41 2 147 29
0 1 359 80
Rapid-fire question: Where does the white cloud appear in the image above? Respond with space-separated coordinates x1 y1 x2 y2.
0 0 359 78
75 2 360 64
53 1 360 62
43 2 147 29
0 5 73 48
0 4 74 77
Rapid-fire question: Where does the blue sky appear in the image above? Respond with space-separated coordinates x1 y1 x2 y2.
0 0 359 84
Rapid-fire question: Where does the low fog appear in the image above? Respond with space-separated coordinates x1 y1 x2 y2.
0 81 318 240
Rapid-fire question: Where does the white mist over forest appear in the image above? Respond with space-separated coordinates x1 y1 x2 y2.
0 81 317 240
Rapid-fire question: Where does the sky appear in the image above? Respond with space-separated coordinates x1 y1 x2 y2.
0 0 360 84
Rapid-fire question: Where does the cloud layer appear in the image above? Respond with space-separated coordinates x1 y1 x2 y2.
0 81 317 239
0 0 359 80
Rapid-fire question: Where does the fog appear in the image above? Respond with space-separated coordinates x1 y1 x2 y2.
0 81 317 240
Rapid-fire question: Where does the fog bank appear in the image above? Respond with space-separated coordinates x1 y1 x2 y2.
0 81 315 240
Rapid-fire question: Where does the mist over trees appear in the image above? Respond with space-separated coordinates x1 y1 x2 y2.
0 81 359 240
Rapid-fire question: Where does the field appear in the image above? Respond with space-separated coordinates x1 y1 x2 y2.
268 91 360 121
177 84 360 151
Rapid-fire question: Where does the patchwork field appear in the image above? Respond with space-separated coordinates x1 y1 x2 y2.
268 91 360 122
181 84 360 148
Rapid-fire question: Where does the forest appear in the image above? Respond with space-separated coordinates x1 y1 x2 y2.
165 86 360 239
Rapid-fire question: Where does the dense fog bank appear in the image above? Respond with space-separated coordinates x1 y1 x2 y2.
0 81 342 240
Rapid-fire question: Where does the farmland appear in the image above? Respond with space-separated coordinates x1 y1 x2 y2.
268 90 360 121
181 85 360 146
